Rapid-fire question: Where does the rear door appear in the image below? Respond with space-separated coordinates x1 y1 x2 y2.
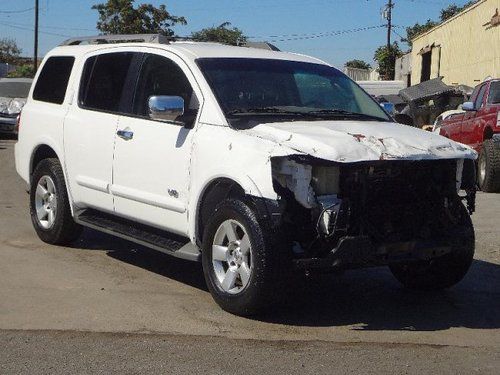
111 51 202 236
63 51 141 212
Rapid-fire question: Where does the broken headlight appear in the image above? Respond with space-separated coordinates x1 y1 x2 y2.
311 166 340 195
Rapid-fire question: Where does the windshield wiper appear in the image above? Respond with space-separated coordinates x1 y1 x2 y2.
307 109 388 122
227 107 313 116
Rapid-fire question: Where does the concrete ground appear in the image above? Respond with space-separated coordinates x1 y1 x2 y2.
0 137 499 374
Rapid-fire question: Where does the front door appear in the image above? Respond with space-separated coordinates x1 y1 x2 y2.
112 52 201 236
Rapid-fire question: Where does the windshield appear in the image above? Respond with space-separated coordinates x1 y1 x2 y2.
197 58 390 128
0 81 32 98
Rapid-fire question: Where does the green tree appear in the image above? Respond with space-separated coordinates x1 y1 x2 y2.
440 1 477 21
191 22 247 45
345 59 372 70
7 64 35 78
374 43 403 80
0 38 21 65
403 20 438 47
92 0 186 36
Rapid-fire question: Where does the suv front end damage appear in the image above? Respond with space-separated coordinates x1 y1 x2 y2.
271 156 476 271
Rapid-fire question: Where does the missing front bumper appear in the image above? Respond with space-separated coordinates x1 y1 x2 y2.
293 236 451 270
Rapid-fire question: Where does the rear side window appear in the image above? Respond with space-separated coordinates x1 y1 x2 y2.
33 56 75 104
79 52 134 113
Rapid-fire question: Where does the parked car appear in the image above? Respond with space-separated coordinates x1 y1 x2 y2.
15 34 478 316
0 78 32 134
439 79 500 192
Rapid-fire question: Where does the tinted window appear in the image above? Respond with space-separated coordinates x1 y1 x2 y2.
79 53 134 113
133 54 198 123
33 56 74 104
475 84 487 109
487 81 500 104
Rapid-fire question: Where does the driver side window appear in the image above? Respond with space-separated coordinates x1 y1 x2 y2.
474 84 487 110
133 54 199 124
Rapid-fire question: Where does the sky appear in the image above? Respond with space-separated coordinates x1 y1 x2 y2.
0 0 474 68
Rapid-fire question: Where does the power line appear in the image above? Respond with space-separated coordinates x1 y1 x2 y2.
253 25 386 42
0 7 35 14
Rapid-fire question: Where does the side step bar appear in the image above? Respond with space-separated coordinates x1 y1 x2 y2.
75 209 201 262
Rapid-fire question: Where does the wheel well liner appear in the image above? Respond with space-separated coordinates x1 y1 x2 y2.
31 145 58 176
484 127 493 140
196 178 245 246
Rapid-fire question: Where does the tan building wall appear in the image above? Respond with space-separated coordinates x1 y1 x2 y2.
411 0 500 87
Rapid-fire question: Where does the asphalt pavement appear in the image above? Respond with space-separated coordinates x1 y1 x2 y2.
0 137 499 374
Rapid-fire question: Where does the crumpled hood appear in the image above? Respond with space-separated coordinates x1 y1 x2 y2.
243 120 477 162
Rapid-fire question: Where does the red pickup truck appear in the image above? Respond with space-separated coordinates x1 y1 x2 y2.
440 79 500 192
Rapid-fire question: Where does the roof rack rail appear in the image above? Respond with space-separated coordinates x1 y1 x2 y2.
60 34 169 46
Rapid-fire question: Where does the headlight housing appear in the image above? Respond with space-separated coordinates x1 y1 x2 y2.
7 99 25 115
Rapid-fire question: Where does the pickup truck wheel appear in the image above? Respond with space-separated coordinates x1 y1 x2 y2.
30 158 82 245
202 198 283 316
389 202 474 290
478 139 500 193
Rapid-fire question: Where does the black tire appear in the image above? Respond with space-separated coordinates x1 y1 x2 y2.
389 202 474 290
30 158 82 245
478 139 500 193
202 198 286 316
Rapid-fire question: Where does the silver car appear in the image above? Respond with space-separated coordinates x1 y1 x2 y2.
0 78 33 134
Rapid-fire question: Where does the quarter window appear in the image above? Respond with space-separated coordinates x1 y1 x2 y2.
33 56 75 104
79 52 135 113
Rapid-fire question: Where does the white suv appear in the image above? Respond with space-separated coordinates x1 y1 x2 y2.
16 34 478 315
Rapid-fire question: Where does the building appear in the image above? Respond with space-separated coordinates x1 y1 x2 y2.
411 0 500 87
394 53 412 88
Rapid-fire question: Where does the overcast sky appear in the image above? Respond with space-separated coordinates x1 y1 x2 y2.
0 0 473 68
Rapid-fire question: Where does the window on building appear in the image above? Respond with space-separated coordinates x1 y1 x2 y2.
33 56 75 104
420 51 432 82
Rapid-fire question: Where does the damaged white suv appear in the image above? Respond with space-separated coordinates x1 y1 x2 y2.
16 35 478 315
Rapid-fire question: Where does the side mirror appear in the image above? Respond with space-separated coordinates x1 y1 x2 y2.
148 96 185 123
462 101 476 111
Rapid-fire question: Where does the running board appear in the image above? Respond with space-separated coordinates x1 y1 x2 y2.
75 209 201 262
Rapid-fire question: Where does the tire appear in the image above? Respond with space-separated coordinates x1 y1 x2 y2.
202 198 286 316
478 139 500 193
30 158 82 245
389 202 475 290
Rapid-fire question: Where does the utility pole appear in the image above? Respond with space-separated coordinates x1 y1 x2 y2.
386 0 393 50
34 0 39 72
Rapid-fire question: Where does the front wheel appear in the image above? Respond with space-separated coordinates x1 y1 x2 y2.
389 202 475 290
202 198 285 316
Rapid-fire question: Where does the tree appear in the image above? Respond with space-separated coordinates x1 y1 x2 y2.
191 22 247 45
374 42 403 80
92 0 186 37
7 64 35 78
0 38 21 65
345 59 372 70
403 20 438 47
440 1 477 21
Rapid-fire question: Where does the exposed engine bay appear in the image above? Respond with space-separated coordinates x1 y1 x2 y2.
271 156 476 270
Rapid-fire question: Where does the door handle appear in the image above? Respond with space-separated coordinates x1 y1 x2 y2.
117 129 134 141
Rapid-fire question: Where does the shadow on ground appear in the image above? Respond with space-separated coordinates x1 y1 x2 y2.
74 227 500 332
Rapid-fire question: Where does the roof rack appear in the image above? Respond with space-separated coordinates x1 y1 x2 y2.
60 34 170 46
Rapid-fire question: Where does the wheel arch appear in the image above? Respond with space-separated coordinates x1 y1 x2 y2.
194 177 246 247
484 126 494 141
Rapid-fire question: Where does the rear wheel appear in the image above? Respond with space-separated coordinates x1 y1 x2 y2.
30 158 82 245
478 139 500 193
202 198 285 316
389 202 474 290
